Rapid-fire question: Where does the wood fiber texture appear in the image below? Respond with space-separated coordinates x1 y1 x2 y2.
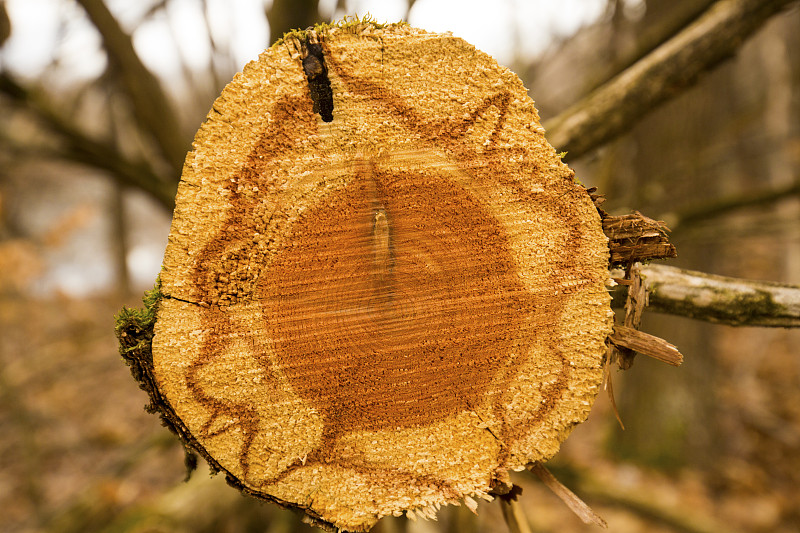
152 22 613 532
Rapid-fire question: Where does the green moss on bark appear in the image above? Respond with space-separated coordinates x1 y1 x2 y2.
114 281 201 479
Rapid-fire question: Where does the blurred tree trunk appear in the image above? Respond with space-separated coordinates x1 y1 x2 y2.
267 0 321 45
0 0 10 47
600 0 800 479
76 0 187 174
109 182 131 297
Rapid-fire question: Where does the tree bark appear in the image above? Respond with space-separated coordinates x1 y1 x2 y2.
609 325 683 366
630 264 800 327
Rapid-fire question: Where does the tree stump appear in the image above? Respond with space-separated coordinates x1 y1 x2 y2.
149 21 612 532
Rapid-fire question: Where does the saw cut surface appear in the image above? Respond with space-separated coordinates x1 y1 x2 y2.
152 21 613 532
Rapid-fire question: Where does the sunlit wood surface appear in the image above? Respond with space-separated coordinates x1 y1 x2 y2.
152 22 612 532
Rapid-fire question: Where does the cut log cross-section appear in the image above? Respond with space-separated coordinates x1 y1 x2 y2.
150 21 613 532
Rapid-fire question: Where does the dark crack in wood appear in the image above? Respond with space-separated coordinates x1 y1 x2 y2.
302 38 334 122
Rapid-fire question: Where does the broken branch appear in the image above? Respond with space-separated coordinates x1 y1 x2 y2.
529 462 608 528
637 264 800 328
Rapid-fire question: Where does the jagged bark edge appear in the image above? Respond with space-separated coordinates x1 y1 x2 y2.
114 283 340 532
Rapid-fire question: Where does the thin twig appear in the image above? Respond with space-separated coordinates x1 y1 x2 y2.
603 351 625 430
499 497 534 533
528 462 607 528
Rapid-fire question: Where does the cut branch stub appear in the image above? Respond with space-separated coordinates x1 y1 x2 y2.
151 22 613 532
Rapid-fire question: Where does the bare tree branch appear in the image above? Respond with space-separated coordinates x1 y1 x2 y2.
585 0 717 96
529 463 607 528
499 497 533 533
0 72 176 210
614 264 800 327
75 0 187 173
668 178 800 233
544 0 799 160
565 465 749 533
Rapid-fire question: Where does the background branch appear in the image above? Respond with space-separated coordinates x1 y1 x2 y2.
75 0 188 173
612 264 800 327
0 72 176 210
544 0 798 159
584 0 717 95
668 177 800 233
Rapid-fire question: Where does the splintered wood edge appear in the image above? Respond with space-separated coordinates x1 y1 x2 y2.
609 325 683 366
602 212 676 265
143 21 617 532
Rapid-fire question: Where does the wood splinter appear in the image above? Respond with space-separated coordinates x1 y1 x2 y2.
609 325 684 367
